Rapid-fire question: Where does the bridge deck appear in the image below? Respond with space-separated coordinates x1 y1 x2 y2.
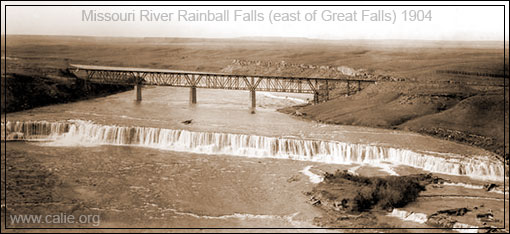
70 64 228 76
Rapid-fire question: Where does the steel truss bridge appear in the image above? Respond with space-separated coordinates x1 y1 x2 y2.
69 64 377 110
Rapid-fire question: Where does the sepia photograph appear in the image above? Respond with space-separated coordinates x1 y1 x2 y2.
1 1 508 233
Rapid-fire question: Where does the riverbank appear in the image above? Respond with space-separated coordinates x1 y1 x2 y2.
1 72 132 113
278 82 509 167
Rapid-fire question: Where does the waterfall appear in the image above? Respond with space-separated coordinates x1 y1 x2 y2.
2 120 505 181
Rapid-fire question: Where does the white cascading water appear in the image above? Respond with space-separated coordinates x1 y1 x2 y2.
300 166 324 184
388 209 428 224
442 182 505 194
452 223 479 233
260 92 308 104
2 120 505 181
388 209 479 233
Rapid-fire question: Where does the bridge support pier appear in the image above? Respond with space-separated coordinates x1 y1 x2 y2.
325 80 329 101
135 84 142 101
190 86 197 104
313 92 319 104
250 89 256 112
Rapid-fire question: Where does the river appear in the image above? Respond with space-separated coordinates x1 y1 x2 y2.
2 86 507 230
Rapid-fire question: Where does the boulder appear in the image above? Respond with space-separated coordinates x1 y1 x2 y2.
476 212 494 222
437 207 471 216
483 183 498 191
426 213 457 228
181 119 192 125
6 132 25 140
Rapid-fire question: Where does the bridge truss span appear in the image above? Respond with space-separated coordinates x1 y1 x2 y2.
69 64 376 110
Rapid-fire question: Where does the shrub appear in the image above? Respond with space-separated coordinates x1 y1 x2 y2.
324 170 427 212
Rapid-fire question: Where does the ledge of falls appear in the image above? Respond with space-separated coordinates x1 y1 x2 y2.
1 120 505 181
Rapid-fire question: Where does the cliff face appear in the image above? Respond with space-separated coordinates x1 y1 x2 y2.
1 71 132 113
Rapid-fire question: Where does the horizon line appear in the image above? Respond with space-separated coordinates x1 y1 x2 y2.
1 33 509 43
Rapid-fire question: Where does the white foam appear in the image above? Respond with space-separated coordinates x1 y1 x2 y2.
389 210 480 233
158 208 307 227
443 182 505 194
452 222 479 233
300 166 323 184
443 182 484 190
347 165 360 176
388 209 428 224
374 163 399 176
261 92 308 104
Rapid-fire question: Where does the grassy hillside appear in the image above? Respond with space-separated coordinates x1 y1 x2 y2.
2 36 507 81
281 82 508 161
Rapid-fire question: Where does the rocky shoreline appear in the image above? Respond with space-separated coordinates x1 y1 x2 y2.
305 170 507 232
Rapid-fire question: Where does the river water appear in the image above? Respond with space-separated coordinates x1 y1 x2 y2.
2 87 506 229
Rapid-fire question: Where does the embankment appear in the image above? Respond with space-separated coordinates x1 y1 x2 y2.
1 71 132 113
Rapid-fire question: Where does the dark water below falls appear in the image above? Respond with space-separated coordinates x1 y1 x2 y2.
2 87 506 229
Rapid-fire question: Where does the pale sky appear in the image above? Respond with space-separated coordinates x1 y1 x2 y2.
1 1 509 41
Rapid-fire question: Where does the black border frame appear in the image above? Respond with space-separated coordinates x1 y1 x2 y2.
2 3 508 231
